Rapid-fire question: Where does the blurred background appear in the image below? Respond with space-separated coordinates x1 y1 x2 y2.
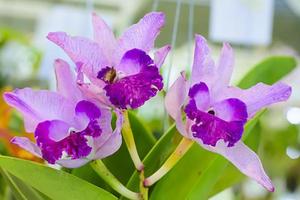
0 0 299 199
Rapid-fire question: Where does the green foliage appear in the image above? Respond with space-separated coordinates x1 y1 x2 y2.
0 168 44 200
238 56 297 88
0 55 296 199
0 156 117 200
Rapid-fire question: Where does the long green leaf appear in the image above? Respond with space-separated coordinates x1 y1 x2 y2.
238 56 296 88
0 168 44 200
1 168 28 200
0 156 117 200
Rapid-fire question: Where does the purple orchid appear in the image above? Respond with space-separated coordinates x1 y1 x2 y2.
165 35 292 191
3 59 123 168
47 12 170 109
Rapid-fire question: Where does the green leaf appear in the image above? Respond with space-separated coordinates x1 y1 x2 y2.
0 168 44 200
150 113 262 200
0 156 117 200
238 56 296 88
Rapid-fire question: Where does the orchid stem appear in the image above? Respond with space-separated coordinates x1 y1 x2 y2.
122 111 144 171
144 137 194 187
90 160 140 200
139 170 148 200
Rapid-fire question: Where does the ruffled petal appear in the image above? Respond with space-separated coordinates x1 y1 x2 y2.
165 73 189 136
186 101 244 147
92 12 117 63
47 32 110 79
115 49 154 76
190 35 216 88
105 52 163 109
154 45 171 69
35 120 94 164
197 140 274 192
3 88 75 132
54 59 82 103
35 120 69 164
219 82 292 117
115 12 165 62
11 137 42 157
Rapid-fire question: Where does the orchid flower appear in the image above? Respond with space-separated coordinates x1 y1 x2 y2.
164 35 292 191
47 12 170 110
3 59 123 168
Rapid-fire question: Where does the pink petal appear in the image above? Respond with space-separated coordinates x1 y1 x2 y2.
191 35 216 88
218 82 292 117
154 45 171 69
92 12 117 63
165 72 189 136
77 82 111 106
188 82 211 111
115 48 154 76
93 106 113 150
116 12 165 62
198 140 274 192
45 120 70 142
11 137 42 157
3 89 75 132
94 131 122 159
212 43 234 95
213 98 247 122
54 59 82 103
47 32 110 79
57 158 90 168
94 109 123 159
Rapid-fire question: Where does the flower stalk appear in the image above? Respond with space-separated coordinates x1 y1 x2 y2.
90 160 140 200
144 137 194 186
122 111 144 171
139 170 148 200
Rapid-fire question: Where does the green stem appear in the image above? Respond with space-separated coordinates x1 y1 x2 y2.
122 111 144 171
139 170 148 200
90 160 140 200
144 137 194 186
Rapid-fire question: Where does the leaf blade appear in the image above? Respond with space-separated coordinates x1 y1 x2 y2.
0 156 117 200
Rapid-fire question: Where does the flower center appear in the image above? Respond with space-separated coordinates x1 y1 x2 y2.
207 109 215 115
97 66 117 84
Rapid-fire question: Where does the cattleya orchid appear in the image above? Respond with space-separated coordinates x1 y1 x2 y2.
0 10 295 200
47 12 170 110
165 35 292 191
3 59 123 168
